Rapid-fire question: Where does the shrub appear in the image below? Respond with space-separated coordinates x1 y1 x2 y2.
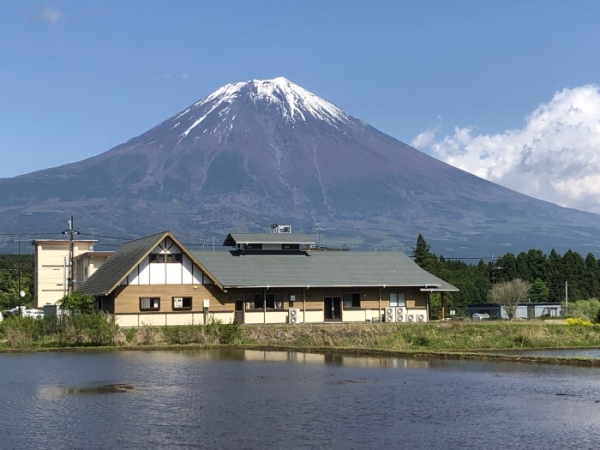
204 317 242 344
162 325 205 344
0 316 46 349
133 324 164 345
565 298 600 323
566 317 593 327
54 313 121 347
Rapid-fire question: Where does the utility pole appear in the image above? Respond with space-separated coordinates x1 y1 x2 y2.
62 216 79 296
15 239 30 315
565 281 568 317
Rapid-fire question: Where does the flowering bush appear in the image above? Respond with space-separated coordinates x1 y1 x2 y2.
566 317 593 327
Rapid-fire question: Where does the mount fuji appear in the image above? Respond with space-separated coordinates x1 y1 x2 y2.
1 77 600 256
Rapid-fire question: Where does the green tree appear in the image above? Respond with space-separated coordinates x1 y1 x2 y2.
562 250 587 300
529 278 549 303
496 253 518 282
58 292 96 314
547 249 564 303
412 234 437 273
584 253 600 299
565 298 600 322
0 259 33 311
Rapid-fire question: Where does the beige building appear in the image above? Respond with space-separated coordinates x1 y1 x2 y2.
32 239 98 307
78 231 458 327
74 251 113 289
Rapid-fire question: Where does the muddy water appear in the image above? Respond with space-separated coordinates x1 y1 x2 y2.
1 349 599 449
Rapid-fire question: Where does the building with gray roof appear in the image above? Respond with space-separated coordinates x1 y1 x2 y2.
78 230 458 326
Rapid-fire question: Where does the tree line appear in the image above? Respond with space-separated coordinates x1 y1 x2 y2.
0 254 34 310
411 234 600 315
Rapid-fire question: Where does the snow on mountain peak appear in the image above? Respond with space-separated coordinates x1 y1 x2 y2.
175 77 349 143
248 77 348 124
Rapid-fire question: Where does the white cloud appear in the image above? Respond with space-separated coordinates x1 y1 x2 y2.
413 85 600 214
33 6 64 24
410 127 438 149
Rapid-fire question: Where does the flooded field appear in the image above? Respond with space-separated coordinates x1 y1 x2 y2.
1 349 599 449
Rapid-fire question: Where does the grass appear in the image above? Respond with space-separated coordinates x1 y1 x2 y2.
3 319 600 366
240 321 600 351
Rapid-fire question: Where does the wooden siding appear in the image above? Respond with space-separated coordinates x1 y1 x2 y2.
111 285 430 319
112 284 231 314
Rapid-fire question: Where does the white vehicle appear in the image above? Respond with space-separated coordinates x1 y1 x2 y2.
22 309 44 319
472 313 490 321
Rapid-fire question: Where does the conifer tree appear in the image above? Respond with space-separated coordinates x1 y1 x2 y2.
412 234 437 273
529 278 549 303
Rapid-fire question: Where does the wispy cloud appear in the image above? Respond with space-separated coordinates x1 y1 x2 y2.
151 73 172 81
32 6 64 24
412 85 600 214
151 72 190 81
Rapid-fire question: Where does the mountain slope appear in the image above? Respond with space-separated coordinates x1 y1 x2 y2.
1 77 599 256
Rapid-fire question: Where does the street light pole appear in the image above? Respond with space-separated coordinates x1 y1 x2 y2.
62 216 79 296
15 239 30 315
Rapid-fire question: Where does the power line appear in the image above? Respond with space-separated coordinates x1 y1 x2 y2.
0 232 61 237
78 232 135 241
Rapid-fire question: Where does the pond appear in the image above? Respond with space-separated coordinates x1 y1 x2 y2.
1 349 599 449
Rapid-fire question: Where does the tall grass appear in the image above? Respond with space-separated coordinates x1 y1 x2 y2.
0 313 123 349
0 315 242 349
2 318 599 351
240 322 600 351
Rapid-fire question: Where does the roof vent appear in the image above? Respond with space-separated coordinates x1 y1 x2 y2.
271 224 292 234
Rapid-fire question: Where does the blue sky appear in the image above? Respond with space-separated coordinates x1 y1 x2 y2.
3 1 600 211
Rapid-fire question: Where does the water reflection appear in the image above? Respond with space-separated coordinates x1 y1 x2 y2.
1 349 600 450
239 349 432 368
495 348 600 359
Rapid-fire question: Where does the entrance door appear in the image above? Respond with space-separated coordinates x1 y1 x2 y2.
235 300 244 324
324 296 341 321
527 304 535 320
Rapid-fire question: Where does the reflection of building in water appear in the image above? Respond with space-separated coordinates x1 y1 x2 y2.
241 350 430 369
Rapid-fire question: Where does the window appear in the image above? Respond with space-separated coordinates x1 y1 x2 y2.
172 297 192 310
140 297 160 311
343 293 361 309
282 244 300 250
266 293 284 310
166 253 183 263
150 253 182 263
245 294 264 310
389 292 406 307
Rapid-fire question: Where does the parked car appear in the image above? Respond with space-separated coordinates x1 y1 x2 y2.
23 309 44 319
472 313 490 321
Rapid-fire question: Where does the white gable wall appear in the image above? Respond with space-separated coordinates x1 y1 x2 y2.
120 238 209 286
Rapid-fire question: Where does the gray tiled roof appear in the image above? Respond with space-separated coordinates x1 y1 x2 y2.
78 231 168 295
192 250 458 291
223 233 316 246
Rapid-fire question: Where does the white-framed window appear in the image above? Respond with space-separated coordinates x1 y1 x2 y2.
389 292 406 307
140 297 160 311
172 297 192 310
